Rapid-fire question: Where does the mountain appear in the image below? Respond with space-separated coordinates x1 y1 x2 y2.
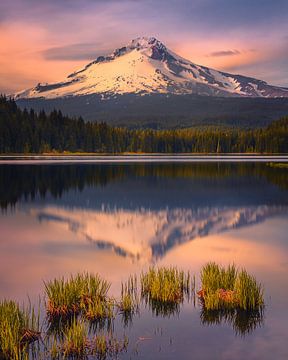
15 37 288 99
15 37 288 128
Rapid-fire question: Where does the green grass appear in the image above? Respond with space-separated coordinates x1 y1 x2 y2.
234 270 264 310
119 275 138 313
62 318 88 358
141 267 190 304
0 300 40 360
84 298 114 321
44 273 111 320
140 267 190 316
199 263 264 311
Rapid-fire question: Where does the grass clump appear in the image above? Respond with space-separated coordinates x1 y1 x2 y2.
62 319 88 359
44 273 111 320
141 267 190 316
234 270 264 310
84 298 114 322
0 300 40 360
141 267 190 303
199 262 264 311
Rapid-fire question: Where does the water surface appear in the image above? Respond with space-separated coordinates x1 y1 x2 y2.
0 161 287 359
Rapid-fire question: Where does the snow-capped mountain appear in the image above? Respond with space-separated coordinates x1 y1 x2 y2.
15 37 288 99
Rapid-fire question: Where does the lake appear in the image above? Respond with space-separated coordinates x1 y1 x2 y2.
0 159 287 359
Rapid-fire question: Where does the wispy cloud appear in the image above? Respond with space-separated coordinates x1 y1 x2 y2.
1 0 288 92
207 50 241 57
41 43 113 61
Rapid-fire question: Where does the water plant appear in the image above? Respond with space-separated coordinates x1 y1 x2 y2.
0 300 40 360
118 276 138 326
141 267 190 303
62 318 88 358
84 298 114 322
140 267 190 316
44 273 111 320
199 263 264 311
91 334 129 359
234 270 264 310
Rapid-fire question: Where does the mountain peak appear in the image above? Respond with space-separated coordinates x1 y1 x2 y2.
128 36 166 51
15 37 288 99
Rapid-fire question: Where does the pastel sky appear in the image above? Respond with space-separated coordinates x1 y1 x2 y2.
1 0 288 94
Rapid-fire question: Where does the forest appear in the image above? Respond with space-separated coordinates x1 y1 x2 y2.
1 96 287 153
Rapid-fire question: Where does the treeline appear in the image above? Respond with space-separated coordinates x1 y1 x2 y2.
0 96 287 153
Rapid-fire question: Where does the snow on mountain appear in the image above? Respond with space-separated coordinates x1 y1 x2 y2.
15 37 288 99
33 205 286 263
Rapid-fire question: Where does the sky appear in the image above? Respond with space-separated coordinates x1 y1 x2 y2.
0 0 288 94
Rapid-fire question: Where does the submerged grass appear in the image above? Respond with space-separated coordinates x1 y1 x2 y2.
199 262 264 311
0 300 40 360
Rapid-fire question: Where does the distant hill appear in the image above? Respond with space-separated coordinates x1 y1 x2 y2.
17 94 288 129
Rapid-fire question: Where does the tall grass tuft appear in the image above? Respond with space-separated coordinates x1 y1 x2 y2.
234 270 264 310
199 263 264 311
62 318 88 358
141 267 190 316
0 300 40 360
44 272 111 320
141 267 190 303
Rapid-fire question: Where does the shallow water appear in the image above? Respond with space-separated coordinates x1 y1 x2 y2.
0 161 287 359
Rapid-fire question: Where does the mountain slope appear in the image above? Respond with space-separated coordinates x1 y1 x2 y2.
15 37 288 99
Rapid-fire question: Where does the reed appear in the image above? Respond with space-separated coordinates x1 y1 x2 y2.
199 263 264 311
44 273 111 320
234 270 264 310
84 298 114 322
141 267 190 304
62 318 88 358
119 275 138 313
91 334 129 358
0 300 40 360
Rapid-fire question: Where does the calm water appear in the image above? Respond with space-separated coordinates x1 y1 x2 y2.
0 160 288 359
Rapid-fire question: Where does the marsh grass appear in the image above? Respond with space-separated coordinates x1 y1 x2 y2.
62 318 88 359
141 267 190 303
84 298 114 322
199 263 264 311
44 273 111 321
118 276 139 326
91 334 129 359
141 267 190 316
0 300 40 360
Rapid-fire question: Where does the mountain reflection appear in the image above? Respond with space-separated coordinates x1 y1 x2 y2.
34 205 287 262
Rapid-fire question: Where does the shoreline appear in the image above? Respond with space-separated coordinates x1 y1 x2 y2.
0 154 288 164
